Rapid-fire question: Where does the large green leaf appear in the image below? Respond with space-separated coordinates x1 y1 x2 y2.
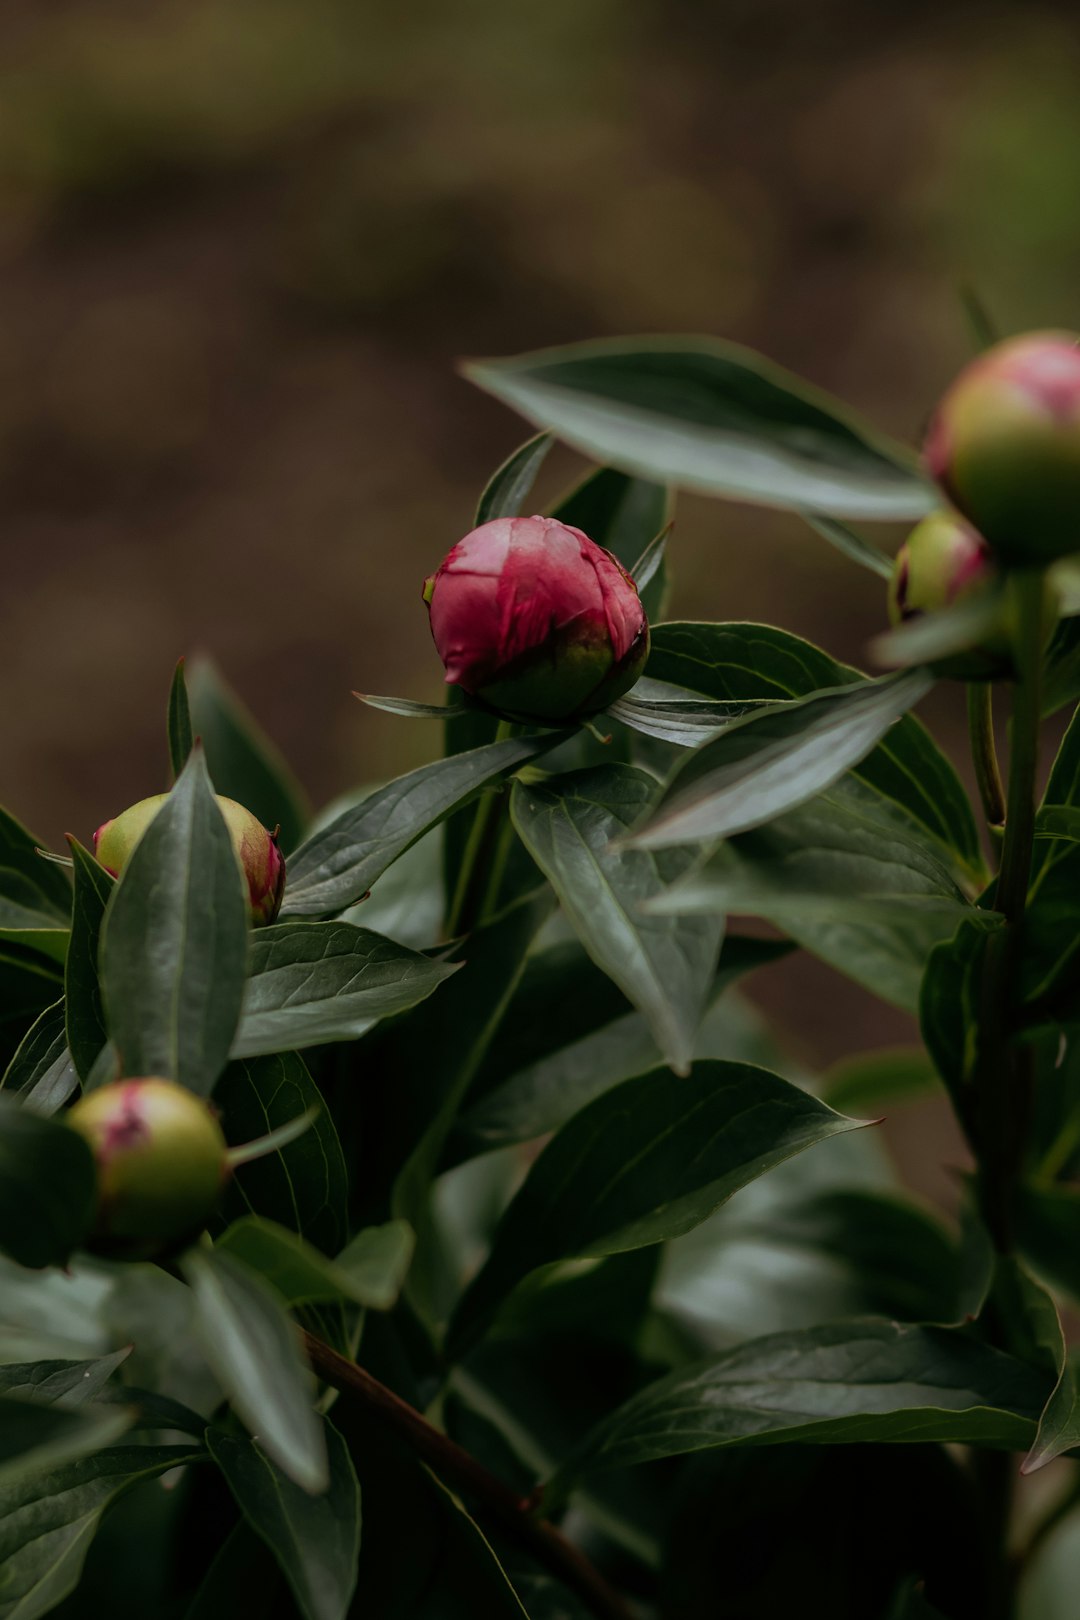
646 623 981 871
464 336 933 519
0 1443 201 1620
187 655 311 856
550 464 671 620
98 749 250 1096
64 839 113 1082
208 1422 360 1620
447 1060 861 1354
231 921 457 1059
454 935 789 1157
215 1051 349 1257
511 765 722 1074
655 776 988 1013
216 1216 412 1311
605 690 761 746
1 1001 78 1116
167 657 195 780
281 733 566 918
475 430 554 524
630 670 933 849
0 1094 96 1269
182 1246 327 1493
0 1345 129 1406
549 1320 1050 1493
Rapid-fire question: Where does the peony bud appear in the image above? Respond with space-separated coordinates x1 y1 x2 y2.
887 511 1005 679
95 793 285 925
925 330 1080 567
423 515 649 723
66 1078 229 1258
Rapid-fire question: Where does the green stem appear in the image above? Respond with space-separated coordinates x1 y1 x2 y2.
975 570 1046 1253
445 720 515 938
968 681 1006 853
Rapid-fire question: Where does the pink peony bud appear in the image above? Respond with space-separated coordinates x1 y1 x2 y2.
423 515 649 723
887 511 1006 678
94 793 285 925
925 331 1080 567
66 1077 229 1258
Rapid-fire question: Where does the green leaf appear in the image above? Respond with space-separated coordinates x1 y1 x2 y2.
653 775 986 1013
869 589 1008 669
801 512 894 578
208 1422 360 1620
464 335 933 520
0 1443 201 1620
475 430 554 524
447 1059 861 1354
1043 616 1080 717
1025 707 1080 1010
0 1094 96 1269
182 1245 327 1492
605 690 766 746
187 656 311 855
354 694 469 720
511 765 722 1074
920 917 990 1109
550 464 671 620
646 622 981 869
281 733 566 919
0 1397 132 1488
0 806 72 924
98 747 250 1097
0 1345 130 1407
1035 804 1080 845
216 1051 349 1257
454 935 790 1156
0 951 65 1048
232 921 458 1059
1 1001 78 1116
168 657 194 780
550 1320 1050 1493
63 839 113 1082
630 670 933 849
216 1215 413 1311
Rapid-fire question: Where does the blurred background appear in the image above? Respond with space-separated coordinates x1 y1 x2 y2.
3 0 1079 1140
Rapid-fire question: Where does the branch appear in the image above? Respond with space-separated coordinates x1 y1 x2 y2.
302 1331 635 1620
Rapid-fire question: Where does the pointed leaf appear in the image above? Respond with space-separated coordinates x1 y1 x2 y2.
465 336 933 519
187 655 311 855
98 748 250 1096
0 1444 201 1620
550 1320 1050 1493
647 622 980 870
281 733 566 918
475 430 554 524
182 1245 328 1492
511 765 722 1073
63 838 113 1081
0 806 72 923
447 1059 861 1354
168 657 194 780
0 1346 131 1407
606 690 769 745
216 1216 412 1311
354 694 468 720
232 921 457 1059
801 512 894 578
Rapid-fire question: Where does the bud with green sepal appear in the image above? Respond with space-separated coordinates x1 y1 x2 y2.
423 514 649 724
95 793 285 924
925 330 1080 569
886 510 1008 680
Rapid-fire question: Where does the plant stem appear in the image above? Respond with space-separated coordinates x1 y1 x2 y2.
445 720 516 938
967 681 1006 848
975 571 1046 1251
302 1332 635 1620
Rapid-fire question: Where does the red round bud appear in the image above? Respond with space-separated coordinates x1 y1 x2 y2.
423 515 649 723
66 1078 229 1258
887 511 1005 679
94 793 285 925
925 330 1080 567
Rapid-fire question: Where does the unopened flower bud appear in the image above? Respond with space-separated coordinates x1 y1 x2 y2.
925 331 1080 567
95 793 285 924
423 515 649 723
67 1078 229 1258
887 511 1005 679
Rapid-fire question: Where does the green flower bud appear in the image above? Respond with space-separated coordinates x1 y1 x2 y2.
66 1078 229 1258
925 330 1080 567
94 794 285 925
887 511 1006 680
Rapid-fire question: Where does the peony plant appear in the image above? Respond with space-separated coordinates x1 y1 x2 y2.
3 323 1080 1620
